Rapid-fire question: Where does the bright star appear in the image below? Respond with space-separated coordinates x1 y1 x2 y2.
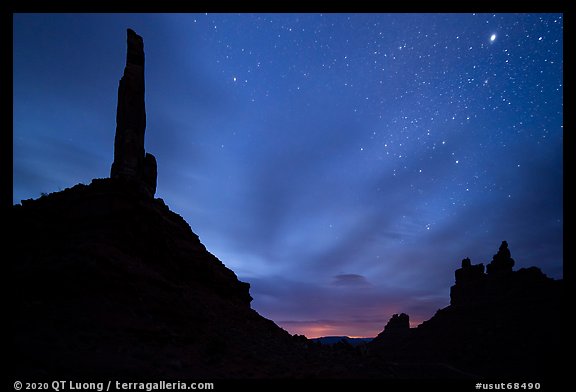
490 34 496 42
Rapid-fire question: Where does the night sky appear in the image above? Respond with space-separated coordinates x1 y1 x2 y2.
13 13 563 338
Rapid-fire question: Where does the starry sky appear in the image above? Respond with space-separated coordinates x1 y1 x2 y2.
13 13 563 338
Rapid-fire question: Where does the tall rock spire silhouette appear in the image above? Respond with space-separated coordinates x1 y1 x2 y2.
110 28 157 196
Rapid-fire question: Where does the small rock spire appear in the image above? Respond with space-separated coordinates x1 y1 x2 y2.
486 240 515 276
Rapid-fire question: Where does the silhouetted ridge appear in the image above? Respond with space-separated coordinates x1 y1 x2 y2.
10 177 321 377
449 241 553 307
369 241 563 379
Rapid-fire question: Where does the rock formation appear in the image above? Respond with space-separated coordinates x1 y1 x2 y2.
369 241 564 379
449 241 534 306
454 257 485 283
110 29 157 197
370 313 411 356
381 313 410 334
450 257 485 306
486 240 515 276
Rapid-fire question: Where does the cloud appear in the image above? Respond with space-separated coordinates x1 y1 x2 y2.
247 275 448 338
331 274 372 287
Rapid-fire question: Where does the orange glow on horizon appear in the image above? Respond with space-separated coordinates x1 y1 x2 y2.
278 317 426 339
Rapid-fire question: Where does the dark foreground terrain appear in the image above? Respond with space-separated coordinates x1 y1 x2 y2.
8 178 564 380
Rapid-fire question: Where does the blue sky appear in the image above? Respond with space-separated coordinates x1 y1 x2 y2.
13 13 563 337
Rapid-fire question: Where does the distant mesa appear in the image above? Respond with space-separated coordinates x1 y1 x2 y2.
311 336 373 347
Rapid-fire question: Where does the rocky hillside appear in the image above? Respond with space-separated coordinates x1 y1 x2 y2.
8 178 311 378
369 241 564 379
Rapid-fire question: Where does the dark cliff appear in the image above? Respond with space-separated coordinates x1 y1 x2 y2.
8 179 309 378
369 241 564 379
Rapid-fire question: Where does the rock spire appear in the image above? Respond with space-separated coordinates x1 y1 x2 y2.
110 29 157 197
